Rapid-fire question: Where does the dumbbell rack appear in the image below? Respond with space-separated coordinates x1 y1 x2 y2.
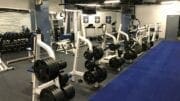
0 53 14 72
70 32 100 87
70 31 91 77
0 31 35 65
32 34 59 101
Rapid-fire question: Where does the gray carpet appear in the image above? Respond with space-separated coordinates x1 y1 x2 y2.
0 47 121 101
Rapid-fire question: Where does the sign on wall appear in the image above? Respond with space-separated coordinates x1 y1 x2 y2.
106 16 112 24
0 12 31 33
95 16 100 23
83 16 89 23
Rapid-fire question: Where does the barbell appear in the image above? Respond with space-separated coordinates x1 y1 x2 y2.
109 57 125 69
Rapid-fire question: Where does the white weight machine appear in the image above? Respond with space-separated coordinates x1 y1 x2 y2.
100 24 119 64
132 23 160 49
52 9 82 55
99 24 129 64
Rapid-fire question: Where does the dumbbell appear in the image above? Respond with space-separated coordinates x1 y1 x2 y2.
109 57 125 69
142 43 150 51
83 67 107 85
2 33 9 40
132 43 142 54
155 34 159 40
18 33 24 39
150 41 154 47
52 43 59 51
83 70 97 85
59 73 71 88
123 50 137 60
109 43 120 51
84 46 104 60
0 34 2 38
118 49 123 57
96 67 107 83
85 60 96 71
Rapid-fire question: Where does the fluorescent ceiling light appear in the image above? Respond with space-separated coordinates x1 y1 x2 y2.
104 0 120 4
77 4 101 7
161 1 180 5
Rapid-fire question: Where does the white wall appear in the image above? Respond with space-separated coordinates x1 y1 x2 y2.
82 11 121 36
0 0 31 32
49 0 63 12
0 12 31 33
0 0 30 10
136 3 180 38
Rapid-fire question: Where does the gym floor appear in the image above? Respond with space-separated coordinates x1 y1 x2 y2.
0 46 131 101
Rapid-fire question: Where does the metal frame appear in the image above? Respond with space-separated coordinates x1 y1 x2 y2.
53 9 81 54
70 31 93 79
0 54 14 72
6 48 34 65
69 9 93 78
32 34 59 101
99 24 127 64
69 10 101 87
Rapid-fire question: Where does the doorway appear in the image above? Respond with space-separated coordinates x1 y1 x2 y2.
165 15 180 40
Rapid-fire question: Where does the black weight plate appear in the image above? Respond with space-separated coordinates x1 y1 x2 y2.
85 60 96 71
83 71 97 85
96 67 107 83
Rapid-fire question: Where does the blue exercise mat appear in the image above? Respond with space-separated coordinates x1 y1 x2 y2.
90 40 180 101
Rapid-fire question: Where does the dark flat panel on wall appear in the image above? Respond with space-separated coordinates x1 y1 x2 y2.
166 15 179 40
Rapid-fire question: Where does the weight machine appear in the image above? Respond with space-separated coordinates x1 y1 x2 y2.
100 24 130 61
52 9 81 55
100 24 120 64
99 24 130 70
131 24 160 52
